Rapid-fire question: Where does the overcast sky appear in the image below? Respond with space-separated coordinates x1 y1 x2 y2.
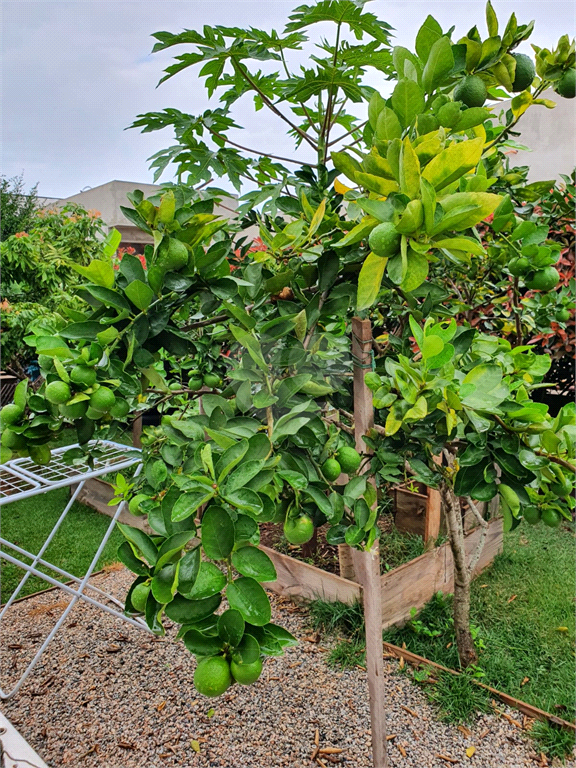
2 0 574 199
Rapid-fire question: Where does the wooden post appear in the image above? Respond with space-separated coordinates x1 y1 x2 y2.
351 317 389 768
424 487 442 542
132 415 142 448
337 543 355 580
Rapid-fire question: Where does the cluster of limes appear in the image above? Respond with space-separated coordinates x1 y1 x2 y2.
188 370 222 391
194 654 262 696
43 364 128 422
321 446 362 482
508 257 560 292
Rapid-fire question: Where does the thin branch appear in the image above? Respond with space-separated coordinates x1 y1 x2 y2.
303 288 330 349
204 123 306 166
328 120 368 147
232 59 318 151
181 313 229 332
534 450 576 473
512 276 523 346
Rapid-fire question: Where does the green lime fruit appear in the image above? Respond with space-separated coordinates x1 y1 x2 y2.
30 444 51 466
556 68 576 99
368 222 401 258
203 373 221 389
336 446 362 474
90 386 116 413
86 406 105 419
188 376 203 392
60 401 89 420
37 354 55 372
70 365 97 387
525 267 560 291
1 403 24 426
1 429 26 450
508 256 530 277
230 657 262 685
0 446 13 463
156 237 189 272
549 479 572 498
541 507 561 528
45 381 71 405
110 398 130 419
556 308 571 323
432 94 451 114
437 101 462 128
523 506 541 525
511 53 535 92
131 583 151 613
322 458 342 482
129 494 149 516
284 515 314 545
194 656 232 698
454 75 487 108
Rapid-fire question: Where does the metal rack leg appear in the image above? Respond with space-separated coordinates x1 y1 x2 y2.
0 481 149 700
0 480 87 619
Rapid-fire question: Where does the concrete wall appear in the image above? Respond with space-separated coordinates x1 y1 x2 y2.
495 88 575 181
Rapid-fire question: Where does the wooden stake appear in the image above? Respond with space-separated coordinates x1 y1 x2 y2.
351 316 389 768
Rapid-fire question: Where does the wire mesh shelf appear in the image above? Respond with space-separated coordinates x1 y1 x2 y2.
0 467 41 500
2 440 141 503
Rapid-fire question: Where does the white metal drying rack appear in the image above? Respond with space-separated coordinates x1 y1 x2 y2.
0 439 150 700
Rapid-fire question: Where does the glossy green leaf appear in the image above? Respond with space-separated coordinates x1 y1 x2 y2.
183 630 223 657
180 561 226 599
400 249 429 292
218 608 245 647
232 546 277 582
391 79 425 127
357 251 387 310
177 546 202 595
201 506 235 560
155 530 196 571
375 107 402 141
124 280 154 311
117 540 150 576
226 577 271 626
117 523 157 566
164 593 221 624
151 563 178 604
422 36 454 92
71 260 115 290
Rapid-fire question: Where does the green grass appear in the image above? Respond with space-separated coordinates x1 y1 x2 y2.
309 523 576 759
1 487 124 603
384 523 576 719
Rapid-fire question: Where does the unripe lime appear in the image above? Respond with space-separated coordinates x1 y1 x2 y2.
284 515 314 545
454 75 487 108
194 656 232 697
38 354 55 372
70 365 97 387
368 222 401 258
1 429 25 449
556 68 575 99
556 308 571 323
437 101 462 128
60 401 89 420
156 237 189 272
541 507 561 528
110 398 130 419
230 657 262 685
525 267 560 292
203 373 221 389
131 583 150 613
523 506 541 525
188 376 203 392
45 381 71 405
322 458 342 482
549 479 572 498
432 94 451 114
508 257 530 277
1 403 24 426
86 406 106 419
90 386 116 413
30 444 51 466
129 494 149 516
511 53 535 92
336 446 362 474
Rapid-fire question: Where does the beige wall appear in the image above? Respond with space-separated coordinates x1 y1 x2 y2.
494 88 575 181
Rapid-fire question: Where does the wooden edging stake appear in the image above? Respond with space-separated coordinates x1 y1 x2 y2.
350 317 389 768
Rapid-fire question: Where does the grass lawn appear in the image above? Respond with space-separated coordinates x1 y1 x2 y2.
310 521 575 730
1 487 124 603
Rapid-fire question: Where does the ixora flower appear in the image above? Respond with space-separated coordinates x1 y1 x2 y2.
14 231 28 238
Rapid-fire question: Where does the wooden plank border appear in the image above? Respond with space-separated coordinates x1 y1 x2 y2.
382 641 576 733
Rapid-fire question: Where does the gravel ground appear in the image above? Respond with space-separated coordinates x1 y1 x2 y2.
0 566 573 768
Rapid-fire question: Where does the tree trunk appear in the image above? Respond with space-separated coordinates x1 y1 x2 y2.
301 526 318 559
439 481 478 668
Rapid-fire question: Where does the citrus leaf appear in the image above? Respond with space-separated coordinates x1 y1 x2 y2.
357 252 387 310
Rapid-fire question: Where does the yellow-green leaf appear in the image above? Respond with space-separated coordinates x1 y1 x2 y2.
355 173 399 196
433 237 485 255
357 252 388 311
420 178 437 234
422 36 454 93
400 248 429 291
432 192 502 234
422 137 485 191
511 91 533 117
375 107 403 141
385 406 403 436
309 199 326 237
331 151 361 184
399 138 421 199
396 200 424 235
486 0 498 36
404 395 428 421
362 153 396 180
293 309 307 342
391 79 425 128
334 217 378 248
